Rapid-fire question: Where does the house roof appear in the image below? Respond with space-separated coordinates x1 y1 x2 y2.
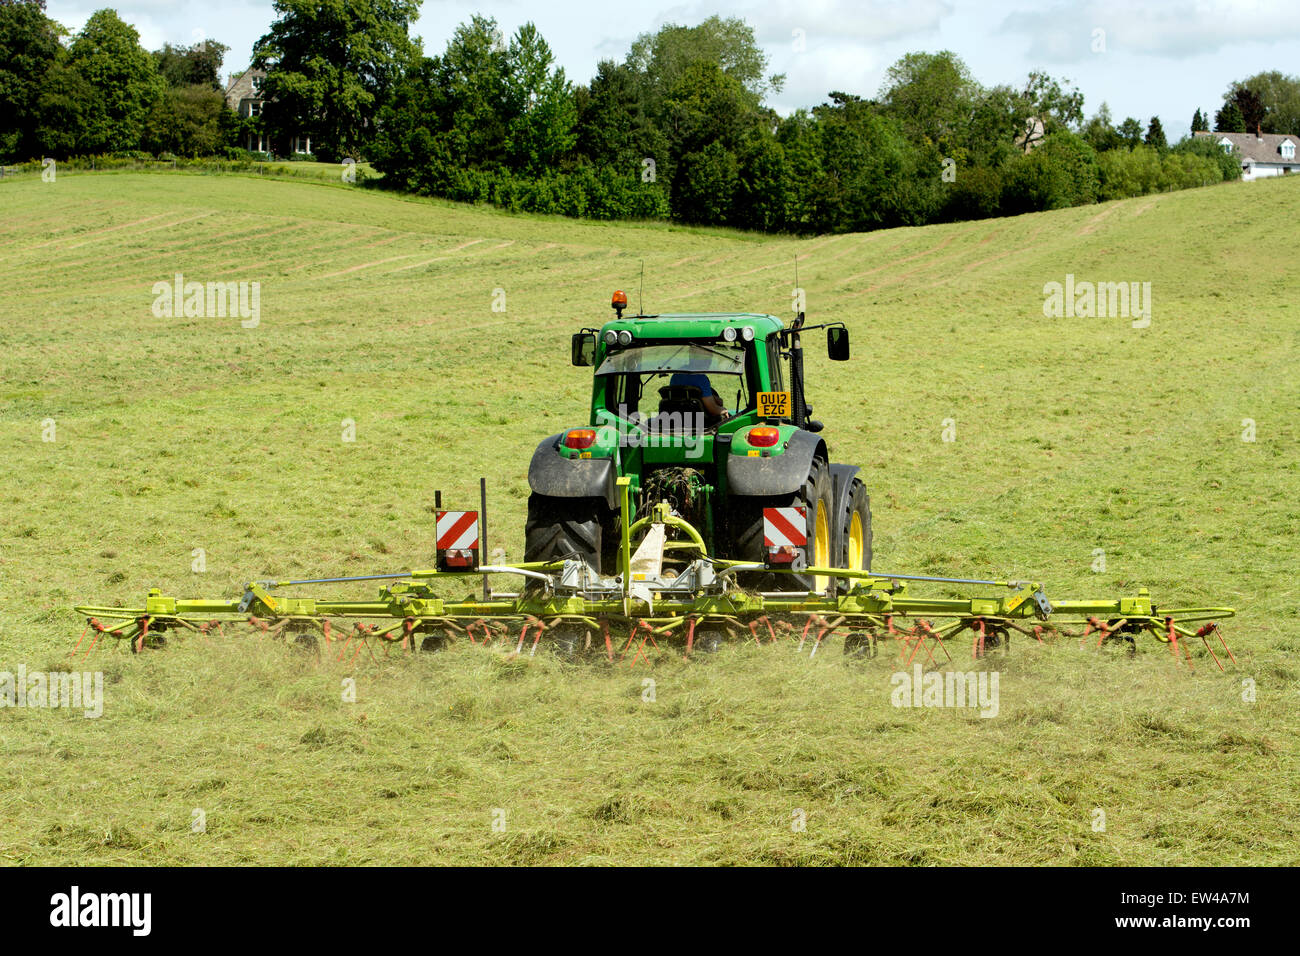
223 67 265 96
1194 130 1297 165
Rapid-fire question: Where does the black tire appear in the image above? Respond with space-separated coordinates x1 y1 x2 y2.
728 458 834 593
843 631 876 659
289 630 319 653
524 494 613 573
837 477 872 589
693 628 726 653
549 622 589 660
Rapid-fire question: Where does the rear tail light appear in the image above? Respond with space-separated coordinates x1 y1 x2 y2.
564 429 597 450
747 426 780 448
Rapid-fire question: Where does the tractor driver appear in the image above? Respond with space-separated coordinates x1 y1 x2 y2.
669 372 731 426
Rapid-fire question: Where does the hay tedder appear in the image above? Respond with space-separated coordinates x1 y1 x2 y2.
75 294 1236 668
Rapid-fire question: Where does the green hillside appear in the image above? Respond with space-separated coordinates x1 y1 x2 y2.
0 170 1296 865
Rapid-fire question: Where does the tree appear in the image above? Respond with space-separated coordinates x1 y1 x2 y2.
672 139 738 224
1081 103 1122 152
143 84 229 156
371 16 582 193
1215 100 1246 133
0 0 63 160
775 109 824 230
1226 85 1267 133
627 14 780 109
34 59 97 156
142 35 230 157
253 0 422 160
963 84 1033 167
575 59 667 181
661 61 757 157
1191 108 1208 132
732 131 789 232
813 92 936 232
1173 133 1241 182
878 50 979 148
153 39 228 90
367 56 448 193
1003 130 1099 213
1144 116 1167 152
1096 144 1162 200
502 23 576 176
1232 71 1300 134
1017 71 1084 149
1117 116 1143 147
67 9 165 154
370 15 506 192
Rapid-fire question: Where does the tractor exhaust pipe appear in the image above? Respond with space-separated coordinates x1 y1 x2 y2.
790 324 806 428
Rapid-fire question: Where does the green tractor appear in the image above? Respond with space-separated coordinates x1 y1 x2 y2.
525 291 871 592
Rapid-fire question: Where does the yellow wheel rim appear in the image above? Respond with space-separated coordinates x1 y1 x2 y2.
814 503 830 592
848 512 863 571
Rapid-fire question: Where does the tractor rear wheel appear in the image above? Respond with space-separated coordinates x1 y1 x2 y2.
728 459 834 593
838 478 872 588
524 494 615 574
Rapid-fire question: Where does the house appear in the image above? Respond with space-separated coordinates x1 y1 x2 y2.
1194 129 1298 181
1015 116 1046 153
223 67 313 157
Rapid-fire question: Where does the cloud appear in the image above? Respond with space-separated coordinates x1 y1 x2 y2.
588 0 952 112
769 40 887 112
741 0 953 45
1001 0 1300 61
611 0 951 49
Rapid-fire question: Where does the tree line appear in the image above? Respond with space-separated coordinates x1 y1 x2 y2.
3 0 1296 233
0 2 245 160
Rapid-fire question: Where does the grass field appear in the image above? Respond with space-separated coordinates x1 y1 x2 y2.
0 168 1297 865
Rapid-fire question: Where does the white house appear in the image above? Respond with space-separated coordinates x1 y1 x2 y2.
1195 129 1299 181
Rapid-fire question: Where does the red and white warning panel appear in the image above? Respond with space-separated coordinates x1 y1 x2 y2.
436 510 479 570
763 506 806 567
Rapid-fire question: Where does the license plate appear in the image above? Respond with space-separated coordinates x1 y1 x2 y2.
758 391 790 418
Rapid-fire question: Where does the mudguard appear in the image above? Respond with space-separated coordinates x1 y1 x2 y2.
527 433 617 509
726 429 827 497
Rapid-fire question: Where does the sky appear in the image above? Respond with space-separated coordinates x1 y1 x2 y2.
43 0 1300 143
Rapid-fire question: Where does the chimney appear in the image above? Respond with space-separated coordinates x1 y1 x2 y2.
1257 123 1263 141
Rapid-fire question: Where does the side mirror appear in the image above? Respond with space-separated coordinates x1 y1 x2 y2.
571 332 596 367
827 327 849 361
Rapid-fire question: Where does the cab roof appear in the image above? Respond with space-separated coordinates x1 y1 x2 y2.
598 312 785 339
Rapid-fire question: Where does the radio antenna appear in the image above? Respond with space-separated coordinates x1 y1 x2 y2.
639 259 645 316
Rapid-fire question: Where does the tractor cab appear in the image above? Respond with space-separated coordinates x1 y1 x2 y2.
570 291 849 439
528 291 866 592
